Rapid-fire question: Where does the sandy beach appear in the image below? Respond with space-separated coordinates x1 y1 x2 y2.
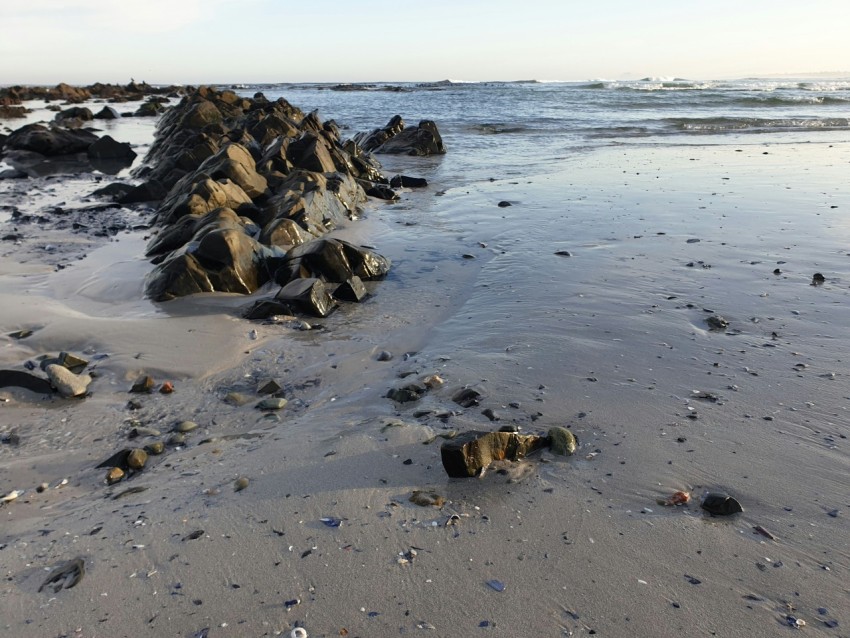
2 87 850 638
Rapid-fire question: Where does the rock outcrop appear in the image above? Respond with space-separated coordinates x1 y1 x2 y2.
139 86 402 305
354 116 446 156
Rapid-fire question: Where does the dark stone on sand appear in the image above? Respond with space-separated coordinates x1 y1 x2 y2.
130 374 155 393
87 135 137 162
3 124 98 156
706 315 729 331
453 387 483 408
376 350 393 361
812 272 825 286
93 106 120 120
0 369 54 394
333 276 368 302
701 492 743 516
481 408 500 421
242 299 293 320
440 430 548 478
390 175 428 188
386 383 426 403
276 277 336 318
498 201 512 208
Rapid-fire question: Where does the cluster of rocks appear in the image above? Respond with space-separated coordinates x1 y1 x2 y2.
0 81 182 118
0 349 93 399
383 370 578 477
134 85 441 307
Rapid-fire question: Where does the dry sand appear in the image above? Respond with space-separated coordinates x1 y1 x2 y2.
1 135 849 638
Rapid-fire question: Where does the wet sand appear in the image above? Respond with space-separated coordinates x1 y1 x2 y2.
1 127 849 636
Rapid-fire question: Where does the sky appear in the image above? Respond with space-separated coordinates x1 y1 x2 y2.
1 0 849 84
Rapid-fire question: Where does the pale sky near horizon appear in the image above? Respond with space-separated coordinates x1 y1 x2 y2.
1 0 849 85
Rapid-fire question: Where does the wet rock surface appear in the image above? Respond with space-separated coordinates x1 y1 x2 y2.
440 430 548 478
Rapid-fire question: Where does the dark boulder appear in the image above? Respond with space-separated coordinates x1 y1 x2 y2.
275 277 336 317
273 238 390 286
87 135 137 162
353 115 405 152
440 430 548 478
376 120 445 156
0 105 28 118
93 106 120 120
119 179 167 204
364 182 398 200
145 228 273 300
286 131 337 173
333 276 368 302
3 124 98 156
91 182 134 200
390 175 428 188
56 106 94 122
135 101 165 117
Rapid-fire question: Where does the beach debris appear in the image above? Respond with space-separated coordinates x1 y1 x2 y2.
497 201 512 208
1 489 22 505
753 525 777 540
548 427 578 456
45 363 91 398
38 557 85 593
183 529 204 541
284 598 301 609
706 315 729 331
234 477 250 492
192 629 210 638
452 387 483 408
701 492 743 516
486 579 506 592
684 574 702 585
811 272 825 286
554 250 572 257
320 517 342 528
376 350 393 362
785 616 806 629
440 430 547 478
423 374 444 389
409 490 445 508
827 509 839 518
398 548 418 565
290 628 308 638
159 381 174 394
130 374 156 393
658 491 690 507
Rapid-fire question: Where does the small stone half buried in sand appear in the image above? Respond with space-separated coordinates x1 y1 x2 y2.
409 490 445 508
234 477 249 492
256 397 288 411
701 492 743 516
441 430 547 478
106 467 124 484
126 448 147 470
547 427 578 456
130 374 155 393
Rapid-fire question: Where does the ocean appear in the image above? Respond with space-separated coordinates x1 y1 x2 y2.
238 77 850 187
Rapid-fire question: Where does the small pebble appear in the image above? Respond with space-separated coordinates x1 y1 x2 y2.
234 477 249 492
